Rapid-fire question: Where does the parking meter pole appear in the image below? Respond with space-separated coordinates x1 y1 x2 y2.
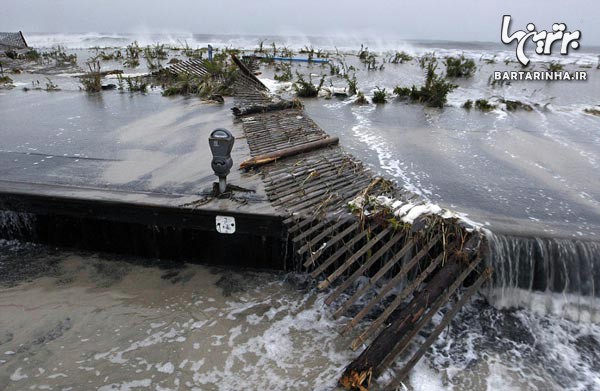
219 177 227 194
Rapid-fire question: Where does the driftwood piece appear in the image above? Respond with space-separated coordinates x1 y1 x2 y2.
239 137 339 169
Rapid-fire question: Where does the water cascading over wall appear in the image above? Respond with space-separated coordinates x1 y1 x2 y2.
484 230 600 321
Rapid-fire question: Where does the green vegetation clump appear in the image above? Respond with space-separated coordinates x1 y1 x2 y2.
45 77 59 91
144 43 168 60
103 49 123 61
502 99 533 112
419 52 437 68
124 41 141 68
445 55 476 78
463 99 473 109
293 72 324 97
393 60 457 108
475 99 495 112
372 87 387 104
0 75 13 85
544 61 563 72
117 74 148 92
355 91 369 105
584 107 600 116
42 46 77 66
274 63 293 82
80 61 102 93
345 73 358 95
390 51 413 64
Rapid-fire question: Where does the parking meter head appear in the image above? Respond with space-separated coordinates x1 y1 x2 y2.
209 128 235 179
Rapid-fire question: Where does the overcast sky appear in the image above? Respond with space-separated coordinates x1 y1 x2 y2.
2 0 598 45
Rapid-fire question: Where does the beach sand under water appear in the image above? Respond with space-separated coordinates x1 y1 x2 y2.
1 240 600 391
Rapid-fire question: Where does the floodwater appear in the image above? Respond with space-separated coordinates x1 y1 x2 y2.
1 33 600 390
2 241 600 391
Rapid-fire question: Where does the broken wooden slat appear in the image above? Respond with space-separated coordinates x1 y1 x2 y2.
324 230 405 306
376 256 484 375
318 227 392 291
339 234 441 332
308 224 367 274
383 266 493 391
340 258 464 390
350 247 445 350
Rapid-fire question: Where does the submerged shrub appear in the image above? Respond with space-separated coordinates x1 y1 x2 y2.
502 99 533 112
0 75 13 85
274 63 293 82
372 87 387 104
390 51 413 64
345 73 358 95
475 99 495 112
393 60 457 108
584 107 600 116
293 72 324 97
463 99 473 109
80 61 102 93
445 55 476 78
355 91 369 105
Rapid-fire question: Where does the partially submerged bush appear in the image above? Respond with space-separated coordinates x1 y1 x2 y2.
475 99 495 112
345 73 358 95
124 41 141 68
45 77 59 91
80 61 102 93
293 72 324 97
463 99 473 109
390 51 413 64
419 52 437 68
355 91 369 105
393 60 457 108
445 55 476 78
543 61 563 72
372 87 387 104
584 107 600 116
42 46 77 66
502 99 533 112
274 63 293 82
0 75 13 85
144 43 168 60
117 74 148 92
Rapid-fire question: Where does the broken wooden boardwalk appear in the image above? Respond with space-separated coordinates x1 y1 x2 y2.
230 57 492 390
0 31 28 50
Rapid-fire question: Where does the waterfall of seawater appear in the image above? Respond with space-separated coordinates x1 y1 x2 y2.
484 230 600 322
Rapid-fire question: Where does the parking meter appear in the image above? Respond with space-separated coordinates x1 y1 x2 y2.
209 128 235 194
208 44 213 62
